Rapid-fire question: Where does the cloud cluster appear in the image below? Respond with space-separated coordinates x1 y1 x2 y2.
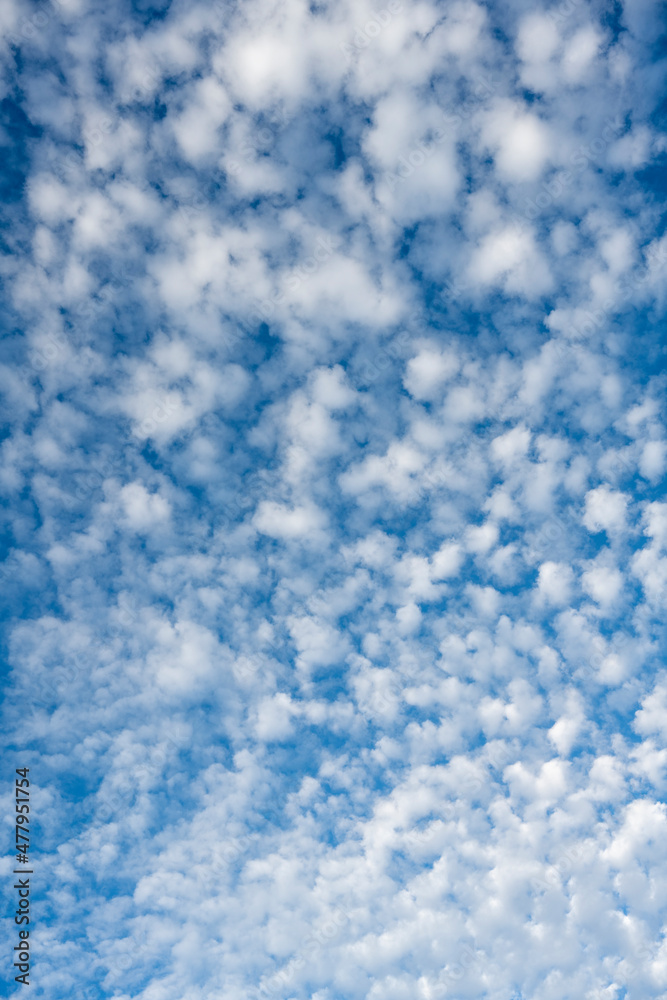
1 0 667 998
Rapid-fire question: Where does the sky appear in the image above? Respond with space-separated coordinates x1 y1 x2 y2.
1 0 667 998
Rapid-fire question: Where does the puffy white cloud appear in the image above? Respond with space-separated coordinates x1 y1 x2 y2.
491 425 531 467
255 692 298 741
548 692 585 756
582 486 629 534
561 25 603 84
403 345 458 401
467 224 553 296
465 521 499 554
581 562 624 608
642 502 667 550
119 482 171 531
516 12 560 66
146 618 225 694
479 100 552 182
395 600 422 634
430 542 463 581
634 683 667 739
537 561 574 606
639 440 666 482
254 501 327 540
288 615 348 675
171 77 231 162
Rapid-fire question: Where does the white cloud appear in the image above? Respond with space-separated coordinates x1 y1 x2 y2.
430 542 463 581
396 601 422 634
537 561 574 606
119 482 171 531
171 77 231 162
548 692 585 756
639 440 666 482
288 616 348 675
561 26 603 84
491 425 531 466
582 486 629 534
254 501 327 540
403 346 458 400
465 521 499 554
467 224 552 296
581 563 624 607
643 502 667 550
255 693 298 741
480 100 552 182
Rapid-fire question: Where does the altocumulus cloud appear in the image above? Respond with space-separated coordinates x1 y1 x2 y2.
1 0 667 999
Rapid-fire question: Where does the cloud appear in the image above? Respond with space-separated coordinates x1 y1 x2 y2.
582 486 629 535
480 99 552 182
403 345 458 401
1 0 667 997
119 482 171 531
254 501 328 540
537 561 575 606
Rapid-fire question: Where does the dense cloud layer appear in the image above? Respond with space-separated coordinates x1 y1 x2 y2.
1 0 667 998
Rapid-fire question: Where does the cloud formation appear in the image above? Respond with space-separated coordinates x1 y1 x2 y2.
1 0 667 998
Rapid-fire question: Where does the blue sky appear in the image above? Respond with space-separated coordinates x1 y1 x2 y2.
1 0 667 998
